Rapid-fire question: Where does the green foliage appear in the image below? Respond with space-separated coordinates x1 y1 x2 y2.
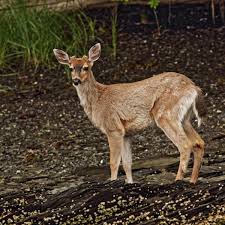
148 0 160 10
0 0 96 68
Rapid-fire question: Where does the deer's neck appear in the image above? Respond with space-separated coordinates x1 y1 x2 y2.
75 73 101 119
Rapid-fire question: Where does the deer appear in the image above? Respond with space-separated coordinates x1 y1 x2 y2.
53 43 206 184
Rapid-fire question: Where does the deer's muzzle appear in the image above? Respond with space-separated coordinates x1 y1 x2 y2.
73 78 81 86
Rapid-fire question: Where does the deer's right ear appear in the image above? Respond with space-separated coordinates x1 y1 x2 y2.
88 43 101 63
53 49 70 65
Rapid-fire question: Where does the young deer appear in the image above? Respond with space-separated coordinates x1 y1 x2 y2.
53 43 205 184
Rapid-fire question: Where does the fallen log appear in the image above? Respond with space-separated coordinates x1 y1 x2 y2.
1 152 225 224
0 179 224 224
0 0 224 11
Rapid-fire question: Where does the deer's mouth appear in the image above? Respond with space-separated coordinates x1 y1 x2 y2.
73 78 81 86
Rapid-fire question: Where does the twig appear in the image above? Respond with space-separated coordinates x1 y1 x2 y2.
219 0 225 23
211 0 215 24
153 9 161 35
168 0 172 25
211 132 225 141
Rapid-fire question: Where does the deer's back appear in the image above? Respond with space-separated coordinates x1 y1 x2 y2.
94 72 200 133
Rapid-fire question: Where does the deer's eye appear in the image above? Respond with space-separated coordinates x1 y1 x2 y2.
83 66 89 71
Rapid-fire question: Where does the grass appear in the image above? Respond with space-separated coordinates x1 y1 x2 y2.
111 6 118 58
0 0 96 69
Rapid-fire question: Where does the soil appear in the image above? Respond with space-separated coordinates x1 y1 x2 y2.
0 4 225 224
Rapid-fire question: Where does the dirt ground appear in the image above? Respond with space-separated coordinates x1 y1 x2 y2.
0 4 225 224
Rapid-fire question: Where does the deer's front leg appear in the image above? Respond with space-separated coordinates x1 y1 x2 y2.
122 137 133 183
107 133 124 181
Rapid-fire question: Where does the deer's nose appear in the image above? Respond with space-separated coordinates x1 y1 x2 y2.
73 78 81 86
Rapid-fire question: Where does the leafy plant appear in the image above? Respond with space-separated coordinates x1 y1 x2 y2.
148 0 161 34
121 0 160 34
0 0 96 69
148 0 160 10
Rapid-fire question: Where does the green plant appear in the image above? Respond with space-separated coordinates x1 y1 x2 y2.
0 0 96 69
148 0 160 34
0 84 13 93
121 0 160 34
148 0 160 9
111 6 118 58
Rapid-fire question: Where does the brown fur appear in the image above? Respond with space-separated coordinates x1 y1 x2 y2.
53 44 205 184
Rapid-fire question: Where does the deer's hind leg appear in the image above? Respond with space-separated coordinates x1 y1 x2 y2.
156 116 193 181
183 119 205 183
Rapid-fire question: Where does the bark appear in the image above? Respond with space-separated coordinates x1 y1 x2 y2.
0 179 225 224
0 0 223 11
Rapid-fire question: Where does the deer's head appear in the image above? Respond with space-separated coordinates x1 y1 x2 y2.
53 43 101 86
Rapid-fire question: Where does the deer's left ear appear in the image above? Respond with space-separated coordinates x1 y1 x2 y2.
53 49 70 65
88 43 101 63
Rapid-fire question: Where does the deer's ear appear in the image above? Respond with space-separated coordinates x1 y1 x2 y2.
53 49 70 65
88 43 101 62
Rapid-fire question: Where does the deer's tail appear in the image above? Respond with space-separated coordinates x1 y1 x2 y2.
193 89 206 127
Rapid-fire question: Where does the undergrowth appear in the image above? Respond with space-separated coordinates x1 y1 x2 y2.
0 0 96 69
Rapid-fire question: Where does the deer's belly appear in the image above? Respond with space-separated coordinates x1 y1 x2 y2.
122 116 153 133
